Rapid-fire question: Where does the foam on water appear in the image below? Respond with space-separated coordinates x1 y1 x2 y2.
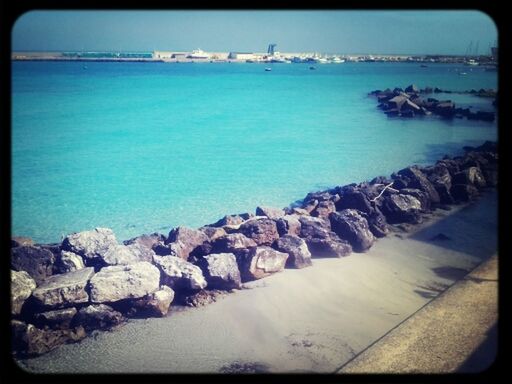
12 61 497 243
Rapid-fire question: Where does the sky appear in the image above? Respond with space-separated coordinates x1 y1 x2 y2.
12 10 498 55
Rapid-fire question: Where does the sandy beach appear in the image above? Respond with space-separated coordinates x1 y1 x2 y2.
16 190 497 374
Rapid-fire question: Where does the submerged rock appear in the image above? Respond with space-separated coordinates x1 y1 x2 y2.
11 270 37 315
11 246 56 284
32 267 95 309
197 253 242 290
272 235 312 269
329 210 375 252
89 262 160 303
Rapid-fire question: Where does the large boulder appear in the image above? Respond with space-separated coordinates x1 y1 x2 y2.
238 218 279 246
434 101 456 118
165 227 210 259
11 237 34 248
55 251 85 274
11 270 37 315
32 267 95 309
256 206 285 220
11 320 86 356
210 213 254 227
380 194 423 224
123 233 166 249
366 209 389 238
11 246 56 284
211 233 257 254
335 187 374 215
272 235 312 269
197 253 242 290
329 210 375 252
425 164 454 204
275 215 302 237
305 237 352 258
396 166 440 204
399 188 431 211
89 262 160 303
450 184 479 202
452 167 486 188
238 246 289 281
199 226 227 242
61 228 118 264
33 307 77 330
132 286 175 317
311 200 336 219
152 255 207 291
74 304 125 331
298 216 332 238
101 243 155 265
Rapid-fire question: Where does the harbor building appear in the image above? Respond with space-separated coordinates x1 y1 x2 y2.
228 52 256 61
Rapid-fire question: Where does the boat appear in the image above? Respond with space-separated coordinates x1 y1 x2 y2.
465 59 479 66
459 72 468 75
309 66 316 70
420 64 428 68
265 67 272 71
187 49 210 60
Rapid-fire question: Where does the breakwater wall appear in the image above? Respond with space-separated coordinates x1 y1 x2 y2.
11 141 498 357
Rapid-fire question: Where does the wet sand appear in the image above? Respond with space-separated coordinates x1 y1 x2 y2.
16 190 497 374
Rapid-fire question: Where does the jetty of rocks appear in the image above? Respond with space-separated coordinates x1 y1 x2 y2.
11 141 498 357
369 85 496 121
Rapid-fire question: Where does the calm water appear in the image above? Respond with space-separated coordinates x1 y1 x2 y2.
12 61 497 243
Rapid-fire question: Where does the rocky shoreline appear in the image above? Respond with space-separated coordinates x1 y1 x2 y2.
11 141 498 358
369 85 497 121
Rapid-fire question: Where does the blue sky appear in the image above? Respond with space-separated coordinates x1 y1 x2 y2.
12 10 497 55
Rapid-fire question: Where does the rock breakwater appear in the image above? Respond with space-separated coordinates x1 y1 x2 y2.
10 141 498 357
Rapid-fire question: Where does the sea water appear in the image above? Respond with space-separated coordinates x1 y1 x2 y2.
11 61 497 243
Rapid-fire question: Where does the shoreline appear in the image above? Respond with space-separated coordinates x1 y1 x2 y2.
16 189 498 373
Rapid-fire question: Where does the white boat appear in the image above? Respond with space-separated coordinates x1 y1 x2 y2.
188 49 210 60
265 67 272 71
332 57 346 63
465 59 479 66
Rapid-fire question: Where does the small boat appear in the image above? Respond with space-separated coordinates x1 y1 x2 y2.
265 67 272 71
309 66 316 70
420 64 428 68
459 72 468 75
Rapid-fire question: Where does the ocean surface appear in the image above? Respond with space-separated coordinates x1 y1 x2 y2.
11 61 497 244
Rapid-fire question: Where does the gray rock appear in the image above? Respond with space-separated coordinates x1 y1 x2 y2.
275 215 302 237
329 210 375 252
211 233 257 253
238 218 280 246
452 167 486 188
74 304 125 331
165 227 210 259
123 233 166 249
426 164 454 204
396 166 440 204
11 246 56 284
298 216 332 238
399 188 431 211
367 209 390 238
255 206 285 219
89 262 160 303
55 251 85 273
62 228 118 263
335 188 374 215
311 200 336 219
102 243 154 265
33 307 77 330
199 226 227 242
32 267 95 309
380 194 423 224
210 213 254 227
11 270 37 315
238 246 289 281
291 207 310 215
132 286 175 317
197 253 242 289
305 236 353 258
153 255 207 290
273 235 312 269
11 237 34 248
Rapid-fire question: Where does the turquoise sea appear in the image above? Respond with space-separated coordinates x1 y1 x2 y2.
12 61 497 244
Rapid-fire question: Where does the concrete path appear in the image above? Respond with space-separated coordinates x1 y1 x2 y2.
337 254 498 374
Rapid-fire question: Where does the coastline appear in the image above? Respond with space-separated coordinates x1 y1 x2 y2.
16 189 497 373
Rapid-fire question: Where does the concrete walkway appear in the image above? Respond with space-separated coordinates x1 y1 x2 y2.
338 254 498 374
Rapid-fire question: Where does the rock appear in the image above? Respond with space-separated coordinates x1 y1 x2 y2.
11 320 86 356
197 253 242 289
380 194 423 224
388 95 408 110
272 235 312 269
11 237 34 248
238 246 289 281
302 198 319 213
238 218 279 246
311 200 336 219
101 243 155 265
152 255 207 291
165 226 210 259
199 226 227 242
89 262 160 303
184 289 226 307
425 164 454 204
452 167 486 188
211 233 257 253
210 213 254 227
305 237 352 258
132 286 175 317
434 101 455 118
62 228 118 263
396 166 440 203
55 250 85 273
275 215 302 237
255 206 285 219
32 267 94 309
123 233 166 248
335 188 374 215
33 307 77 330
366 209 390 238
298 215 332 238
11 246 56 284
291 207 310 215
405 84 419 94
125 242 156 262
399 188 431 211
74 304 125 331
329 210 375 252
450 184 479 202
11 270 37 315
